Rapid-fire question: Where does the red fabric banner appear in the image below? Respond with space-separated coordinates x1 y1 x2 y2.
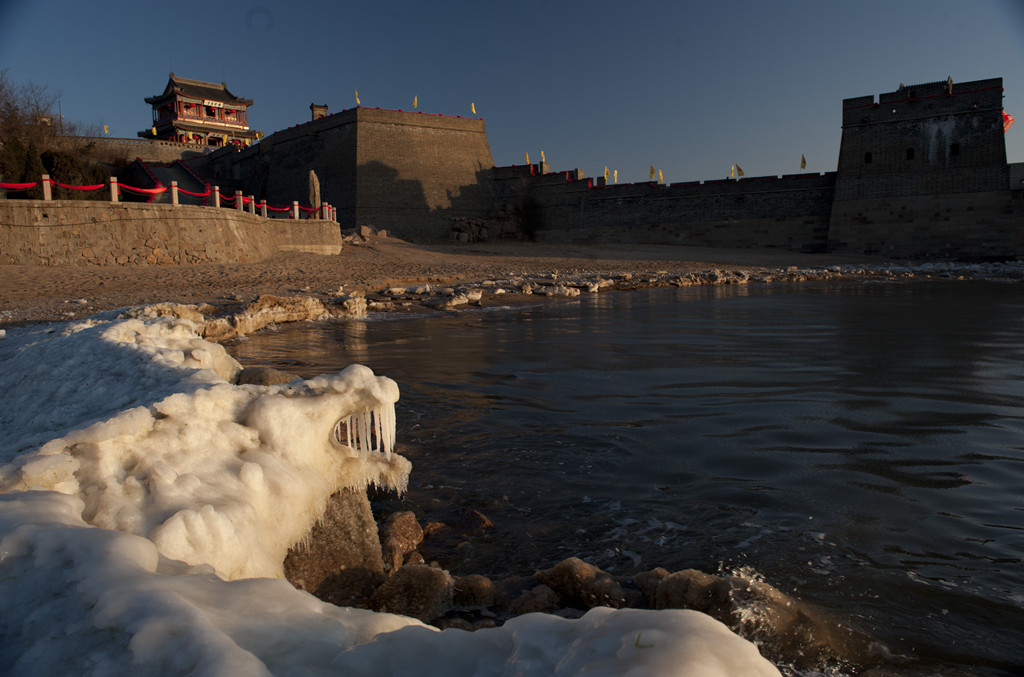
177 188 212 197
0 182 39 190
1004 110 1015 133
118 184 167 194
47 179 105 191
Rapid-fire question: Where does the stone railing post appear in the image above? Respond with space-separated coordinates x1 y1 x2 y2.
110 177 119 203
248 195 256 215
235 190 243 211
321 201 328 220
41 174 52 201
171 180 179 206
292 201 299 219
213 186 220 208
260 200 267 218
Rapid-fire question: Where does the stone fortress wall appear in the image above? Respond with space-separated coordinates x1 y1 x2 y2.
491 166 837 252
493 77 1023 259
188 107 495 242
3 76 1022 264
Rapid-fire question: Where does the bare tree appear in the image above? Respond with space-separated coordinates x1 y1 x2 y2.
0 70 98 150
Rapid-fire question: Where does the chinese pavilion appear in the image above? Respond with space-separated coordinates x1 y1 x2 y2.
140 73 257 147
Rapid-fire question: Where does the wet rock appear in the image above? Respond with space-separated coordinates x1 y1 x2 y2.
534 557 631 609
655 568 875 669
315 567 385 609
508 584 562 615
453 574 496 607
202 295 329 341
334 291 367 317
460 508 494 532
236 366 296 386
539 284 580 297
201 317 235 342
370 565 454 622
403 551 425 566
380 511 424 575
633 566 670 605
284 487 384 594
655 569 731 613
437 294 468 310
233 295 327 336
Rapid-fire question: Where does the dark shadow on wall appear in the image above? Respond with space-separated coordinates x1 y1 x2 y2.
353 161 525 242
437 165 530 243
354 161 430 233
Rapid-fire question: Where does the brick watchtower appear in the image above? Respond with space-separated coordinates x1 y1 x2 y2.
829 77 1020 258
834 77 1007 201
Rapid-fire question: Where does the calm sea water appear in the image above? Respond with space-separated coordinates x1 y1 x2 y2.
229 281 1024 676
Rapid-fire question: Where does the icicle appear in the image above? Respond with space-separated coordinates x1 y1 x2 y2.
360 410 371 459
375 409 383 456
334 406 397 459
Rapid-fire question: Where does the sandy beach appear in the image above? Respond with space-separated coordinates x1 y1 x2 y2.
0 237 876 326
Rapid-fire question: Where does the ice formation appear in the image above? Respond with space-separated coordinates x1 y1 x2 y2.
0 314 781 676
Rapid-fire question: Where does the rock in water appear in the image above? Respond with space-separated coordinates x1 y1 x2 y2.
380 511 424 574
654 568 876 669
371 565 454 622
284 487 384 598
534 557 639 609
236 366 296 386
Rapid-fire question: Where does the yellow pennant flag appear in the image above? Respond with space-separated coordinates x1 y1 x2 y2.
801 154 807 169
736 164 744 177
541 150 546 163
355 90 360 105
151 126 157 136
649 165 655 180
103 125 109 135
613 170 618 183
659 169 664 184
730 164 735 179
526 152 530 165
413 95 418 109
604 166 609 181
471 102 476 114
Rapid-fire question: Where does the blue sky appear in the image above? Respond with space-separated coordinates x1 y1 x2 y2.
2 0 1023 183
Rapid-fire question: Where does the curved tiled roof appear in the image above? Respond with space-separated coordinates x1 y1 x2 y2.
145 73 253 107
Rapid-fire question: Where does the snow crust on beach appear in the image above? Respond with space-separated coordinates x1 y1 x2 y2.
0 315 780 676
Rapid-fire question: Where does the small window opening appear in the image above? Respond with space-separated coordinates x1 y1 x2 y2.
864 152 873 164
950 143 960 156
906 148 915 160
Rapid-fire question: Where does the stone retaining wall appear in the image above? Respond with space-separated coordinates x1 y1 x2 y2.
0 200 342 266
